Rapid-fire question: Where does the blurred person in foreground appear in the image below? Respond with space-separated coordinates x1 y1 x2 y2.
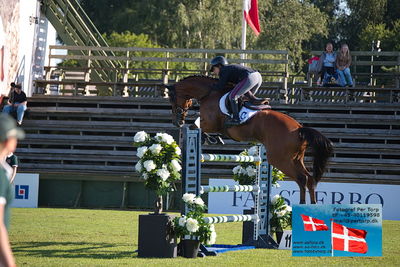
0 113 24 267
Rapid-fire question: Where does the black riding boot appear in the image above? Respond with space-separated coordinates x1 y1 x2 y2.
225 99 240 127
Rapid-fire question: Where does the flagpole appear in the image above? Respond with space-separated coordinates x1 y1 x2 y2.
331 219 334 257
241 0 247 66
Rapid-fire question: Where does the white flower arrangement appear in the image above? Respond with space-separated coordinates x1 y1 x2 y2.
149 143 163 155
134 131 148 143
232 145 285 187
156 133 174 145
186 218 200 233
270 195 292 233
182 193 196 203
171 159 182 172
194 197 205 206
133 131 181 199
136 146 148 158
156 168 170 181
247 146 259 156
143 160 156 172
173 194 216 245
271 194 281 205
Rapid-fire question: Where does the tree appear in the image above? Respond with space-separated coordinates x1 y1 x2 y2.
334 0 387 50
103 31 165 79
256 0 328 72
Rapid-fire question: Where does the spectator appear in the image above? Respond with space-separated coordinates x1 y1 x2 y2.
336 43 354 87
5 153 17 184
0 113 24 267
316 42 337 85
2 83 27 125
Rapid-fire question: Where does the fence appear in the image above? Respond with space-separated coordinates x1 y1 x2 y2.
34 45 289 96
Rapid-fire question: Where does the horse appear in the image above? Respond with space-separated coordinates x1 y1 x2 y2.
165 75 333 204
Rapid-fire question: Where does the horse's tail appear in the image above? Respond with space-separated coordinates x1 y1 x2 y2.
299 127 333 182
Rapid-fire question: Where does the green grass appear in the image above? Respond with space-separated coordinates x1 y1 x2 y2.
10 208 400 266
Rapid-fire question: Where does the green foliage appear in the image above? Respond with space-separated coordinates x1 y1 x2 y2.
358 19 400 52
102 31 165 79
232 146 285 186
173 194 216 244
270 195 292 232
57 59 80 67
256 0 328 72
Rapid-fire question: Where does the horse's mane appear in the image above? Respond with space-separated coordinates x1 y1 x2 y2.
179 75 219 82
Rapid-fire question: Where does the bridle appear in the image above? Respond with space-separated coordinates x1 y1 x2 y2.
167 85 189 126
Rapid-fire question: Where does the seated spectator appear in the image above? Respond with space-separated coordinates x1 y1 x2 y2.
336 43 354 87
2 83 27 125
316 42 337 85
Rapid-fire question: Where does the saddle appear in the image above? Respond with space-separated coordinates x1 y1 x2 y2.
225 92 271 114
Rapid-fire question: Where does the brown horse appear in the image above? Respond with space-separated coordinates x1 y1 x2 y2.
166 75 333 204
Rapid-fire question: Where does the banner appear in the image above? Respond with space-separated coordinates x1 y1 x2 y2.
11 173 39 208
207 179 400 220
292 204 382 257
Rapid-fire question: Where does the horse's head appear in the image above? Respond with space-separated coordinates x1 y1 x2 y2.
166 84 193 127
166 75 221 127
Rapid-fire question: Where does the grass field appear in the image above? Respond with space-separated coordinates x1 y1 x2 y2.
9 208 400 266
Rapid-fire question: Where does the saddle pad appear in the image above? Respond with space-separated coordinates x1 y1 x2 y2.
219 93 259 124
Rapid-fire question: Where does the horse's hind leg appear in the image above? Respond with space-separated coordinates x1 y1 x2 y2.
292 158 318 204
306 175 317 204
269 157 309 204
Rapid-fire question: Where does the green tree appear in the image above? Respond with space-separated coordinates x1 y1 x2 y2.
103 31 165 79
256 0 328 72
359 20 400 51
339 0 387 49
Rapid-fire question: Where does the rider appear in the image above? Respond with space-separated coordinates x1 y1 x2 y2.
209 56 263 126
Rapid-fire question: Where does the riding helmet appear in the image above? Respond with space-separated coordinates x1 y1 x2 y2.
210 56 228 71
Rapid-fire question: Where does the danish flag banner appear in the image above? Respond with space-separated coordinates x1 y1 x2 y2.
292 204 382 257
301 214 329 231
332 222 368 254
244 0 261 35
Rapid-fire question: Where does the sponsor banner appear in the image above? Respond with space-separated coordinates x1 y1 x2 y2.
292 204 382 257
11 173 39 208
207 179 400 220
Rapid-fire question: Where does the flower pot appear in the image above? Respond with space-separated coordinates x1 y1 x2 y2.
181 239 200 258
242 208 255 244
275 231 284 244
138 214 177 258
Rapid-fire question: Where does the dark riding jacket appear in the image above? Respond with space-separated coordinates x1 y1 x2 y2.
213 64 256 90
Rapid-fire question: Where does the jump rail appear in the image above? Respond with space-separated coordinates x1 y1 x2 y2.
199 185 260 194
201 154 262 163
203 215 258 224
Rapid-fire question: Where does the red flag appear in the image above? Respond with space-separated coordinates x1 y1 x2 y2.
244 0 261 35
301 214 329 231
332 222 368 254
